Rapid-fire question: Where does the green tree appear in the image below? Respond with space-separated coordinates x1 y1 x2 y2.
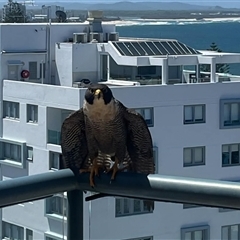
3 0 28 23
200 42 230 73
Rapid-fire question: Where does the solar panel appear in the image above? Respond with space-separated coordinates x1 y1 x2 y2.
112 40 200 56
125 42 140 56
131 42 146 56
146 42 162 55
139 42 155 55
153 42 169 55
168 41 185 55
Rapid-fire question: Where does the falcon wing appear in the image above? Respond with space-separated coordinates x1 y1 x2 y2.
61 109 89 174
121 105 155 174
121 104 155 211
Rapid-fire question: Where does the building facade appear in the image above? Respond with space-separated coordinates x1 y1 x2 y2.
1 12 240 240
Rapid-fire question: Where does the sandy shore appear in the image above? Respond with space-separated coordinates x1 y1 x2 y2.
104 17 240 26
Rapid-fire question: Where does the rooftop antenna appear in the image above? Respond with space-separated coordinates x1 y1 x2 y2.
56 10 67 23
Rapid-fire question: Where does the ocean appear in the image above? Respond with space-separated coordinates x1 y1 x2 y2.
116 20 240 74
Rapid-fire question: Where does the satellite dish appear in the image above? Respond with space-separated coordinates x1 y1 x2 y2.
56 10 67 22
80 79 91 85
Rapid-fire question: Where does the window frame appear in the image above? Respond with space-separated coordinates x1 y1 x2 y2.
2 221 24 240
115 197 153 217
29 61 38 80
27 104 38 123
183 146 205 167
49 151 61 171
220 99 240 129
134 107 154 127
222 224 240 240
26 228 33 240
26 146 33 161
181 225 210 240
115 146 157 217
45 194 68 221
3 100 20 120
184 104 206 124
0 138 26 168
222 143 240 167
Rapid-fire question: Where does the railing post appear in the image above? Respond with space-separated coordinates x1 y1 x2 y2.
67 190 83 240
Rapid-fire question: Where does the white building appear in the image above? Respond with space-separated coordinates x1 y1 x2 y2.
41 5 65 21
1 11 240 240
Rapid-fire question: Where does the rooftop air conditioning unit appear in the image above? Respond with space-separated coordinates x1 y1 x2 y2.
107 32 119 41
73 33 88 43
89 32 103 43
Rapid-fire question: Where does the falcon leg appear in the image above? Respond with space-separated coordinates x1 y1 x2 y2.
90 158 99 188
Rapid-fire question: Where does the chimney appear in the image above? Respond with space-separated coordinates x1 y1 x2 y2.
87 10 103 33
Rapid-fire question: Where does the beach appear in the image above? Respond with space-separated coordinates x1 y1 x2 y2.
105 17 240 26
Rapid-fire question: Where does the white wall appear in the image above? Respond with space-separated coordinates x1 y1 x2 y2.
72 43 99 82
55 43 72 86
0 24 47 51
2 80 240 239
1 54 47 82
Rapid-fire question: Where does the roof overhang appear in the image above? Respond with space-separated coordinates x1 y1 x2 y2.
101 42 240 66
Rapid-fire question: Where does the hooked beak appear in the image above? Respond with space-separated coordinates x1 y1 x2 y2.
94 89 101 96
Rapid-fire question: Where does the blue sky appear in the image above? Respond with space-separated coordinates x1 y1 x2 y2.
18 0 240 8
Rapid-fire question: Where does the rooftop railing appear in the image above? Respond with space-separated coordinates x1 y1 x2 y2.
1 169 240 239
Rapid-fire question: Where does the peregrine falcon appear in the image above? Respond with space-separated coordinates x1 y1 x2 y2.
61 84 155 189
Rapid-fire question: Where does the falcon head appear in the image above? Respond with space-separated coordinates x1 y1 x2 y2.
85 84 113 105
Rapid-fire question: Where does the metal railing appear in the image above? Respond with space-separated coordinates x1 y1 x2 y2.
1 169 240 239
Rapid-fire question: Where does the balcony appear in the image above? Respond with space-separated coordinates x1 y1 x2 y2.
48 129 61 145
1 169 240 239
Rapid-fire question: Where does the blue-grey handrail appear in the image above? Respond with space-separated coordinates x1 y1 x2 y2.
1 169 240 240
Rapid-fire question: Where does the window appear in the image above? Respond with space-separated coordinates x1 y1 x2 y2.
2 142 21 162
220 99 240 128
135 108 154 127
3 101 19 119
46 237 58 240
40 62 46 79
183 146 205 167
116 198 153 217
184 104 205 124
222 224 240 240
49 152 61 170
181 225 210 240
125 237 153 240
27 104 38 123
0 139 26 168
222 144 240 166
45 233 65 240
46 195 67 218
2 221 24 240
137 66 156 75
29 61 37 79
116 147 157 217
27 146 33 161
48 130 61 145
26 229 33 240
